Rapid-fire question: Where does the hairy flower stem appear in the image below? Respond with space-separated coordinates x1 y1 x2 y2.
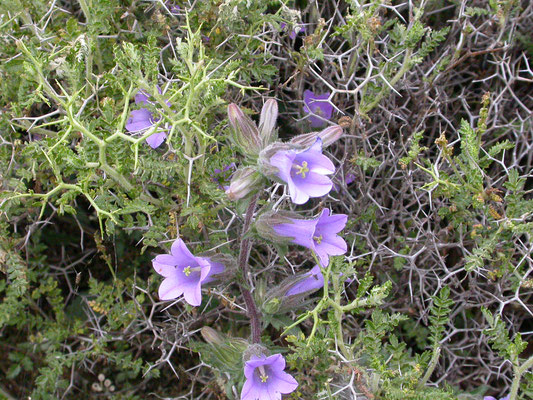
238 193 262 343
509 355 533 400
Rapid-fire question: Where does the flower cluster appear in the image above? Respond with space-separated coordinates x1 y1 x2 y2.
151 97 347 400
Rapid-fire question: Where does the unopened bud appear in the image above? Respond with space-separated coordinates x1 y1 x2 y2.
258 99 278 146
201 326 224 345
290 124 344 148
228 104 262 158
195 328 249 373
225 167 263 201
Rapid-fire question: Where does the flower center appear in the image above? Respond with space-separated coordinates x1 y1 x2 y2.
294 161 310 178
257 365 268 383
313 235 323 244
183 266 202 276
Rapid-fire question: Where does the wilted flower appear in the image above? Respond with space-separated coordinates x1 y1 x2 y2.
152 239 224 306
272 209 348 266
269 138 334 204
126 88 170 149
290 125 344 148
241 353 298 400
484 395 510 400
303 90 334 128
285 265 324 296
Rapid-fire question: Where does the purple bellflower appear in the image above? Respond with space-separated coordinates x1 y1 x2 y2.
152 239 224 306
126 88 170 149
241 354 298 400
303 90 334 128
285 265 324 296
484 396 510 400
269 138 335 204
273 209 348 266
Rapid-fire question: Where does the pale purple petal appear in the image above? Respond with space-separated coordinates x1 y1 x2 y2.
158 276 184 300
316 212 348 235
296 151 335 175
290 172 333 199
270 150 296 183
182 280 203 306
315 234 347 257
203 261 225 284
303 90 334 127
240 378 257 400
135 91 150 105
273 219 317 248
287 178 310 204
170 239 197 264
286 265 324 296
146 131 167 148
270 370 298 393
126 109 153 132
483 397 497 400
152 255 178 277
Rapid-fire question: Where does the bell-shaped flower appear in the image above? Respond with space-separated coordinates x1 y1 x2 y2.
241 354 298 400
303 90 334 128
152 239 224 306
126 88 170 149
272 209 348 266
484 396 510 400
268 138 335 204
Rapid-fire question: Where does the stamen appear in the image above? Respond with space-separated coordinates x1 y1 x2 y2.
294 161 310 178
257 365 268 383
183 266 202 276
313 235 323 244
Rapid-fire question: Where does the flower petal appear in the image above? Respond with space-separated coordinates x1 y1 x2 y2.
271 370 298 394
181 279 203 306
273 219 317 249
170 239 197 265
126 109 153 132
146 131 167 148
316 234 347 256
270 150 296 183
316 212 348 235
152 255 178 277
158 276 184 300
290 172 333 199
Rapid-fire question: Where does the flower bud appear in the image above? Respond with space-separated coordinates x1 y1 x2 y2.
225 167 263 201
196 328 249 373
258 99 278 146
228 103 262 158
290 124 344 148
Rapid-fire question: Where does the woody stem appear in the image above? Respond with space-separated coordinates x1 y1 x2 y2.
238 193 262 344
